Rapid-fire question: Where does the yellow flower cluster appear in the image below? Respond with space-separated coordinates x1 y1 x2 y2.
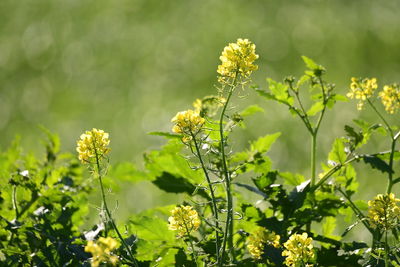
76 128 110 164
368 193 400 230
217 38 258 82
171 110 205 142
84 237 119 267
347 77 378 110
282 233 314 267
379 84 400 114
168 205 201 237
247 227 280 259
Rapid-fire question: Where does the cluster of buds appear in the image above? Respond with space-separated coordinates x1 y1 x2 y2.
168 205 201 237
217 38 258 84
247 227 280 260
368 193 400 231
85 237 119 267
282 233 315 267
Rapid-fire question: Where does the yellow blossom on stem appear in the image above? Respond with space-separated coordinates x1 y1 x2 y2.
379 83 400 114
171 110 205 142
85 237 119 267
368 193 400 230
247 227 280 259
76 128 110 164
168 205 201 237
217 38 258 83
347 77 378 110
282 233 315 267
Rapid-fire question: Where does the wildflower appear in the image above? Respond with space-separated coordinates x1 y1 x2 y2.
85 237 119 267
77 128 110 164
217 38 258 83
171 110 205 142
347 77 378 110
368 193 400 230
168 206 200 237
378 83 400 114
247 227 280 259
282 233 314 267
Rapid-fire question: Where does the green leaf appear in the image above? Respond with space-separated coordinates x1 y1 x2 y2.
279 172 305 186
362 155 393 174
148 131 182 139
328 138 347 165
253 171 278 191
255 89 276 101
322 216 338 238
250 132 281 153
152 172 209 199
306 101 324 116
267 78 294 105
331 94 348 102
302 56 319 70
240 105 264 117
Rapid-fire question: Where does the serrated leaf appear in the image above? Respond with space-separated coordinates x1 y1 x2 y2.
279 172 305 186
152 172 209 199
362 155 393 174
250 132 281 153
253 171 278 191
267 78 293 105
328 138 347 165
322 216 337 238
256 89 276 101
297 75 310 87
306 101 324 116
302 56 319 70
240 105 264 117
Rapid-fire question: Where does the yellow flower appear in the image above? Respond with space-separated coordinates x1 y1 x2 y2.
76 128 110 164
217 38 258 83
168 205 200 237
282 233 314 267
347 77 378 110
171 110 205 142
84 237 119 267
379 83 400 114
368 193 400 230
247 227 280 259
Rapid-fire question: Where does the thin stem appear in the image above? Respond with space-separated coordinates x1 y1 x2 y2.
93 147 138 267
219 75 238 264
384 230 389 267
337 187 374 234
387 138 397 194
367 99 394 138
191 134 221 263
183 222 198 264
12 186 19 219
310 134 317 187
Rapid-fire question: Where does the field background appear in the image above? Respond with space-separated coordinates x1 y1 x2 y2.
1 0 399 240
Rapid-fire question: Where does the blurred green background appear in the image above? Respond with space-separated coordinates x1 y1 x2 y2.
1 0 399 239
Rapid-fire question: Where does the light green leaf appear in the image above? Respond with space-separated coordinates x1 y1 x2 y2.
250 132 281 153
148 131 182 139
322 217 339 239
240 105 264 117
302 56 319 70
279 172 305 186
306 101 324 116
267 78 294 105
328 138 347 165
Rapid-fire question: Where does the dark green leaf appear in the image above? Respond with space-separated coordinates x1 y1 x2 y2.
362 155 393 174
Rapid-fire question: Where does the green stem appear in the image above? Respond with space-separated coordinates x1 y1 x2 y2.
219 75 238 264
367 99 393 139
94 149 138 267
192 134 221 263
384 230 389 267
386 138 397 194
310 133 317 187
337 187 374 234
12 185 19 219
